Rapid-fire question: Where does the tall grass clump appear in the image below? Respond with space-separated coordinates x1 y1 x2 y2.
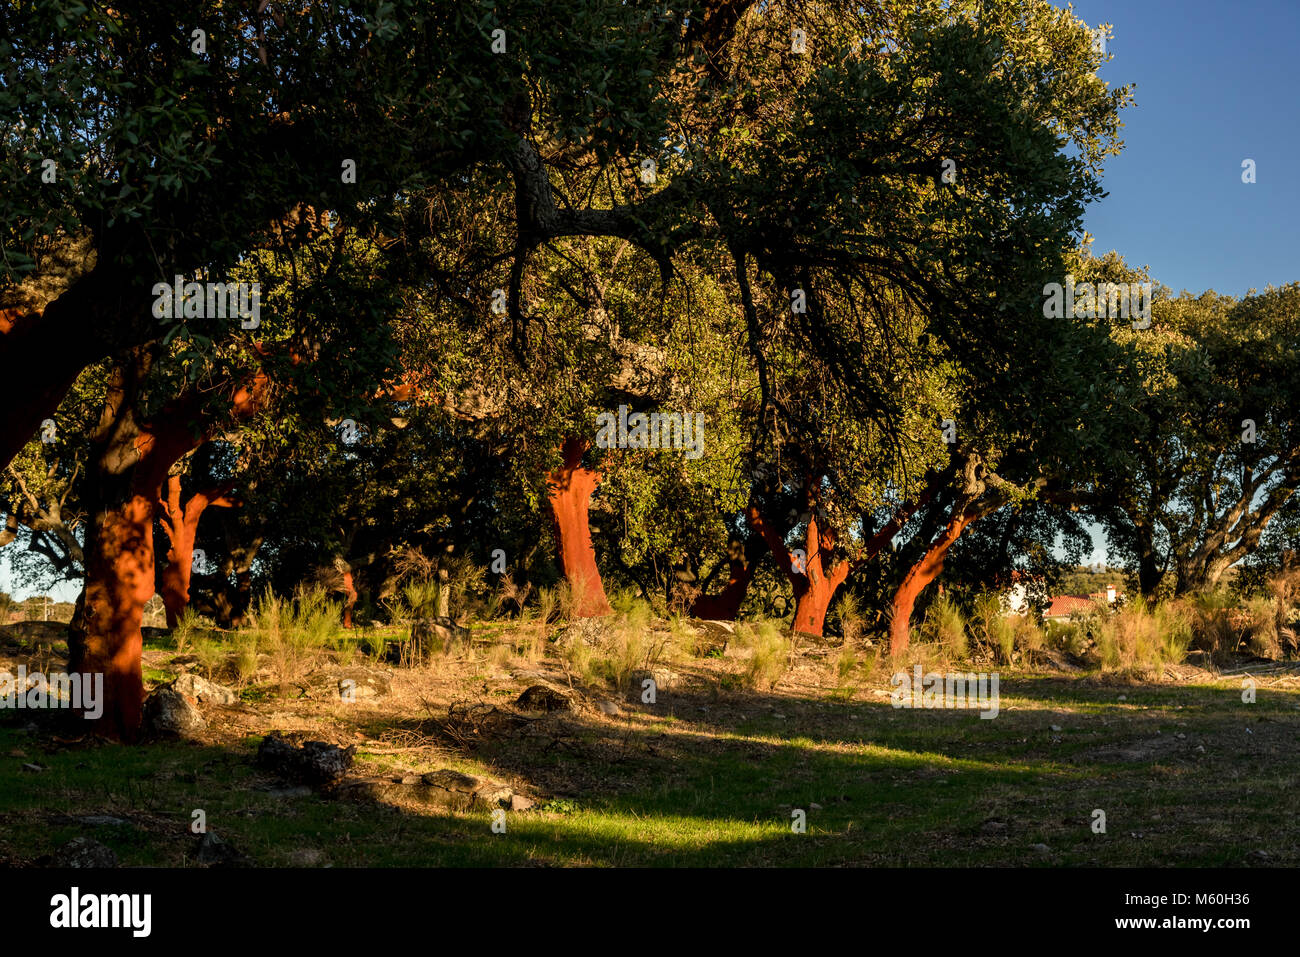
736 620 791 691
1189 589 1241 661
1094 594 1190 673
251 585 341 686
923 594 969 659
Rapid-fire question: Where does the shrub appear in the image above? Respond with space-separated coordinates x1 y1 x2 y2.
171 608 218 655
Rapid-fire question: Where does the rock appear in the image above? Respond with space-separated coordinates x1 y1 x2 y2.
514 684 574 713
422 769 481 791
142 686 206 738
256 734 354 787
367 769 517 811
980 819 1008 834
429 618 469 643
172 673 239 706
1030 843 1051 855
629 668 679 700
319 667 392 701
510 794 536 812
21 762 46 773
266 785 312 799
286 848 325 867
51 837 118 868
75 815 126 827
597 699 621 716
810 802 823 811
1050 725 1062 732
197 831 249 867
555 618 612 648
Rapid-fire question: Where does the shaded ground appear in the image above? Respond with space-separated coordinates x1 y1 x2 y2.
0 620 1297 867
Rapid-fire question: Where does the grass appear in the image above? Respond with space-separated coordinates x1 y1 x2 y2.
3 670 1296 867
2 595 1297 868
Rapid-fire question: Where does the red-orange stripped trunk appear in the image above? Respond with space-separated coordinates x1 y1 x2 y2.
747 489 930 638
71 356 270 739
791 513 852 636
690 545 759 621
340 568 358 629
71 495 155 740
157 474 238 628
547 437 612 618
888 510 978 656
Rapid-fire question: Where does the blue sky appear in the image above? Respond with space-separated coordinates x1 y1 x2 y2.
4 1 1296 598
1074 0 1299 297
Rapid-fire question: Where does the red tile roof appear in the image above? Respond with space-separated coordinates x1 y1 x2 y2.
1045 595 1096 619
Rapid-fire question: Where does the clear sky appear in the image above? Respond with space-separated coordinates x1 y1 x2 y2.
3 1 1295 598
1074 0 1299 297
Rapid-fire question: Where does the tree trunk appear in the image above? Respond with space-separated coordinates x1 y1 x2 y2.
789 512 852 638
69 493 155 740
690 538 763 620
341 568 358 628
547 437 612 617
747 500 850 638
70 354 269 739
1136 529 1163 598
156 474 236 628
0 268 136 470
888 510 976 656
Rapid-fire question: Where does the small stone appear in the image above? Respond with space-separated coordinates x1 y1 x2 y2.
266 785 312 799
285 848 325 867
143 686 206 738
422 769 481 792
399 774 423 785
1195 744 1206 753
597 699 620 716
510 794 536 812
1050 725 1062 732
172 673 239 706
51 837 118 868
197 831 249 867
810 802 823 810
514 684 573 713
75 815 126 827
21 762 46 773
1118 694 1127 701
1030 843 1051 855
256 735 354 787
